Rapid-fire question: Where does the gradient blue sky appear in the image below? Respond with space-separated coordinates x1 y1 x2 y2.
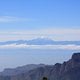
0 0 80 30
0 0 80 41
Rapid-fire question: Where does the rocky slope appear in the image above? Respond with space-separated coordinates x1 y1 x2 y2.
0 53 80 80
0 64 45 76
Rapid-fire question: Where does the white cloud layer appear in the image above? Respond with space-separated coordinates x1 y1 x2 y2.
0 44 80 50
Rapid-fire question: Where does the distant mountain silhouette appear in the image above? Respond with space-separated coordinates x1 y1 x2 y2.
0 38 80 45
0 53 80 80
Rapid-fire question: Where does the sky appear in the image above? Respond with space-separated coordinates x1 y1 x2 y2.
0 0 80 41
0 0 80 71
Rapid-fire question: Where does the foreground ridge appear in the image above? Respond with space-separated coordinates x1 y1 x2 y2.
0 53 80 80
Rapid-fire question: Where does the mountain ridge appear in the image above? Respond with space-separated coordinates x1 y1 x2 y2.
0 53 80 80
0 38 80 45
0 64 45 76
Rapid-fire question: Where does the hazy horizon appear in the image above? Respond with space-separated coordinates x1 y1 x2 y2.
0 49 79 71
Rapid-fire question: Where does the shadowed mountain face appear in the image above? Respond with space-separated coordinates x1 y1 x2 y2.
0 53 80 80
0 64 45 76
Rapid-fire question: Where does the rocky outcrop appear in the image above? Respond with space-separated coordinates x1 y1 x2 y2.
0 53 80 80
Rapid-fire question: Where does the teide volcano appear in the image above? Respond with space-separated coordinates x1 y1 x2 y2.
0 53 80 80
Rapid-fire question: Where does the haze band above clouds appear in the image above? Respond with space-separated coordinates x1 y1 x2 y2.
0 16 80 41
0 28 80 41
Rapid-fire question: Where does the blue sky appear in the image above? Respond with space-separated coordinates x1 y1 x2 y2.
0 0 80 30
0 0 80 41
